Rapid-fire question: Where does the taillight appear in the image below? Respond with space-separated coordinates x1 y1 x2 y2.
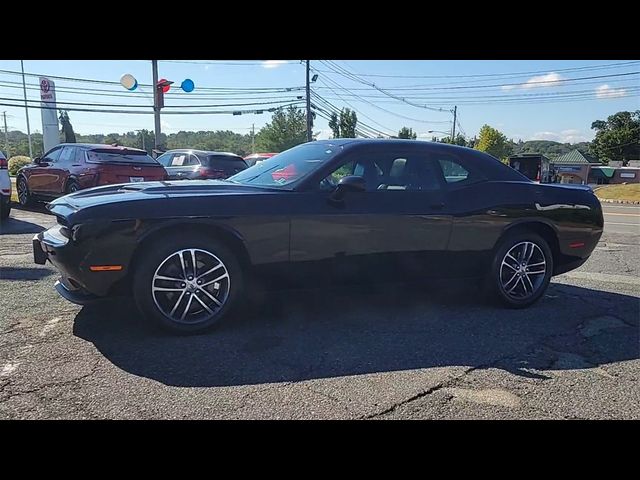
0 158 7 169
199 167 225 178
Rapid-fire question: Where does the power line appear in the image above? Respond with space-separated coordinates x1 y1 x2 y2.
314 60 640 80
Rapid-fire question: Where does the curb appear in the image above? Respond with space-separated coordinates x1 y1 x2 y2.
597 198 640 205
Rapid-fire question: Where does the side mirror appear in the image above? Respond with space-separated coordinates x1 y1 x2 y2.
330 175 366 201
33 157 41 165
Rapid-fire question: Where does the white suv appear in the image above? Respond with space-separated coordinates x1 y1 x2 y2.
0 150 11 220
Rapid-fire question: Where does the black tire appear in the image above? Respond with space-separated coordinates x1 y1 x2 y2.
486 231 553 309
66 180 80 194
133 232 243 334
0 197 10 220
16 175 32 206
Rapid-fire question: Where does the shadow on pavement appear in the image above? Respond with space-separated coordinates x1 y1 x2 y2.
0 266 54 281
73 282 639 387
0 216 47 235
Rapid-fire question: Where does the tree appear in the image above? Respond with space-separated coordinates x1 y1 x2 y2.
58 110 76 143
256 106 309 152
590 110 640 166
438 134 466 146
328 108 358 138
474 124 511 160
398 127 417 139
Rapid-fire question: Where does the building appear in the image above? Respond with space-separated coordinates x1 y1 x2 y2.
590 166 640 184
549 149 601 185
508 153 551 182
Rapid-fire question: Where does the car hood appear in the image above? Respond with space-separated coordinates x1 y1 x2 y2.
47 180 281 219
538 182 593 192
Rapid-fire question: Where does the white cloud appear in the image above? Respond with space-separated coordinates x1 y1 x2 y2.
596 84 627 99
530 129 590 143
501 72 564 91
161 119 171 129
521 72 564 89
262 60 287 69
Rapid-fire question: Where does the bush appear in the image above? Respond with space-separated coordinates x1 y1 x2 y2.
8 156 32 176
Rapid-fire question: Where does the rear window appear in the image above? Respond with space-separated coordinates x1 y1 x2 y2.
86 150 160 165
204 155 248 172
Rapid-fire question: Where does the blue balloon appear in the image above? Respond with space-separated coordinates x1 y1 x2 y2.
181 79 195 92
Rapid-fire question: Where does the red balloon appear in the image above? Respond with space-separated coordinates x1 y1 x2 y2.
158 78 171 93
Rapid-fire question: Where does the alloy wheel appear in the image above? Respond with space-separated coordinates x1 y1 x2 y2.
151 248 231 324
499 241 547 300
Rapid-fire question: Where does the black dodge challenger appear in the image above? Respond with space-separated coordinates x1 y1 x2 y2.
33 139 604 333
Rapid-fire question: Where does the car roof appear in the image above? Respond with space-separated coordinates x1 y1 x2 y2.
163 149 241 157
59 143 148 153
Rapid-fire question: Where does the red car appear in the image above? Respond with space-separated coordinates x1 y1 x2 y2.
244 152 278 167
16 143 167 206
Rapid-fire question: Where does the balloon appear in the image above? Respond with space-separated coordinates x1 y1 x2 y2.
120 74 138 91
158 78 171 93
181 79 195 93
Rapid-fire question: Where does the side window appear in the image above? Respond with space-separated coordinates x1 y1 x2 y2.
320 161 354 190
75 148 86 163
155 152 173 167
43 147 62 163
170 153 190 166
435 154 480 185
186 154 200 166
58 147 75 165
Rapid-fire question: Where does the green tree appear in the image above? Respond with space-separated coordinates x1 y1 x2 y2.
474 124 512 160
439 134 466 146
256 106 309 152
328 108 358 138
398 127 417 139
590 110 640 166
58 110 76 143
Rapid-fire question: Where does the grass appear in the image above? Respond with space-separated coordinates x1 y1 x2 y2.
595 183 640 202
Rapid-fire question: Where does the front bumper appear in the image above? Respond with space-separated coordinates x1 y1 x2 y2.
54 279 101 305
33 224 129 299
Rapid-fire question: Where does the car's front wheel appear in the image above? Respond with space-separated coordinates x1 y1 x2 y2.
133 233 242 334
17 176 32 206
487 231 553 308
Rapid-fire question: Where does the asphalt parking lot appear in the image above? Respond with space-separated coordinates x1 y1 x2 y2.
1 204 638 419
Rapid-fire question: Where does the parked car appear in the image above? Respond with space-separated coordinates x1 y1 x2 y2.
155 149 248 180
16 144 167 206
244 152 278 167
0 150 11 220
33 139 604 334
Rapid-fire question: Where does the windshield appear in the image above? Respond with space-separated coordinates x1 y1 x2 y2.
87 150 160 165
228 143 342 188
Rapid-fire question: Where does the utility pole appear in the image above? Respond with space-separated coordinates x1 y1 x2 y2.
152 60 161 151
451 105 457 143
306 60 312 142
251 123 255 153
20 60 33 159
3 112 9 157
135 130 146 152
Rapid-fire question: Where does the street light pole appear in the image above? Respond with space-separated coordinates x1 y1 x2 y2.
306 60 312 142
451 105 457 142
152 60 161 151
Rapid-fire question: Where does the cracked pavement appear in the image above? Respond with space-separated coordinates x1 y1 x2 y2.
1 205 639 419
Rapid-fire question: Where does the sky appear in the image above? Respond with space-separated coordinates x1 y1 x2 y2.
0 60 638 144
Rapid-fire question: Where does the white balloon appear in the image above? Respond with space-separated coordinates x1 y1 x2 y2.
120 74 137 91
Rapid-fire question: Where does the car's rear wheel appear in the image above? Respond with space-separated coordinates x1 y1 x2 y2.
17 176 32 206
133 233 242 334
66 180 80 194
487 231 553 308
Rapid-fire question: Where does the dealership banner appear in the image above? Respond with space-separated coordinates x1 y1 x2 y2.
40 77 60 153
